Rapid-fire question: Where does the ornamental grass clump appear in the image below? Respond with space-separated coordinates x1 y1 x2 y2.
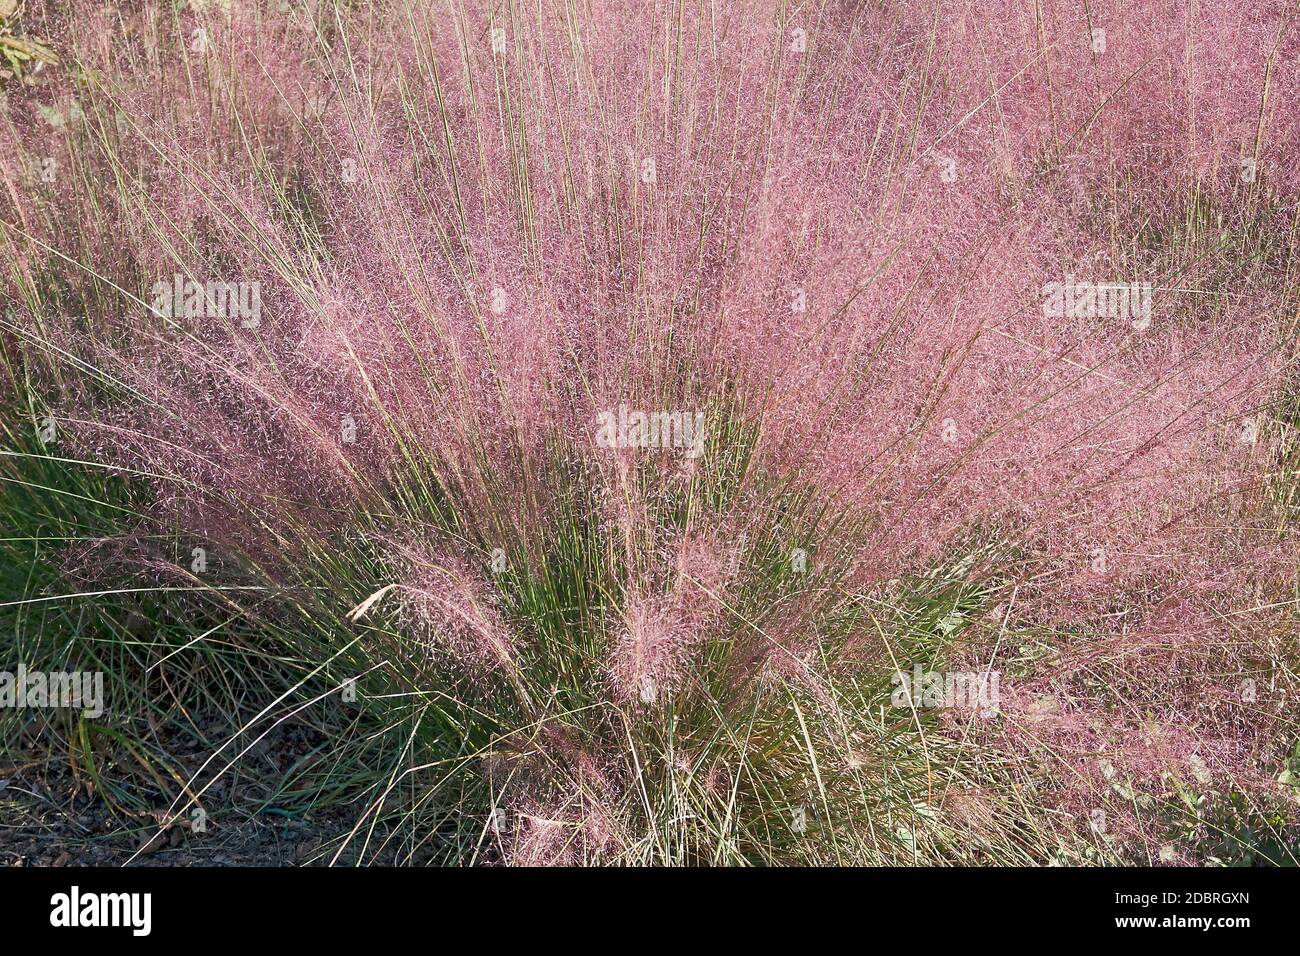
1 0 1296 865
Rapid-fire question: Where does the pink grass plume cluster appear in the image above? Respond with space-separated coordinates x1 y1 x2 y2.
1 0 1297 864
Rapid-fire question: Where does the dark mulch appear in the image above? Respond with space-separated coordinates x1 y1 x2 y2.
1 712 389 867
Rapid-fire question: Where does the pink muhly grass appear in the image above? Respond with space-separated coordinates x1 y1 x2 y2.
606 532 735 705
0 0 1296 863
607 592 691 706
393 544 519 682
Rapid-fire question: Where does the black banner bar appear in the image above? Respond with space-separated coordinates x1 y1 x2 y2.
0 866 1274 942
